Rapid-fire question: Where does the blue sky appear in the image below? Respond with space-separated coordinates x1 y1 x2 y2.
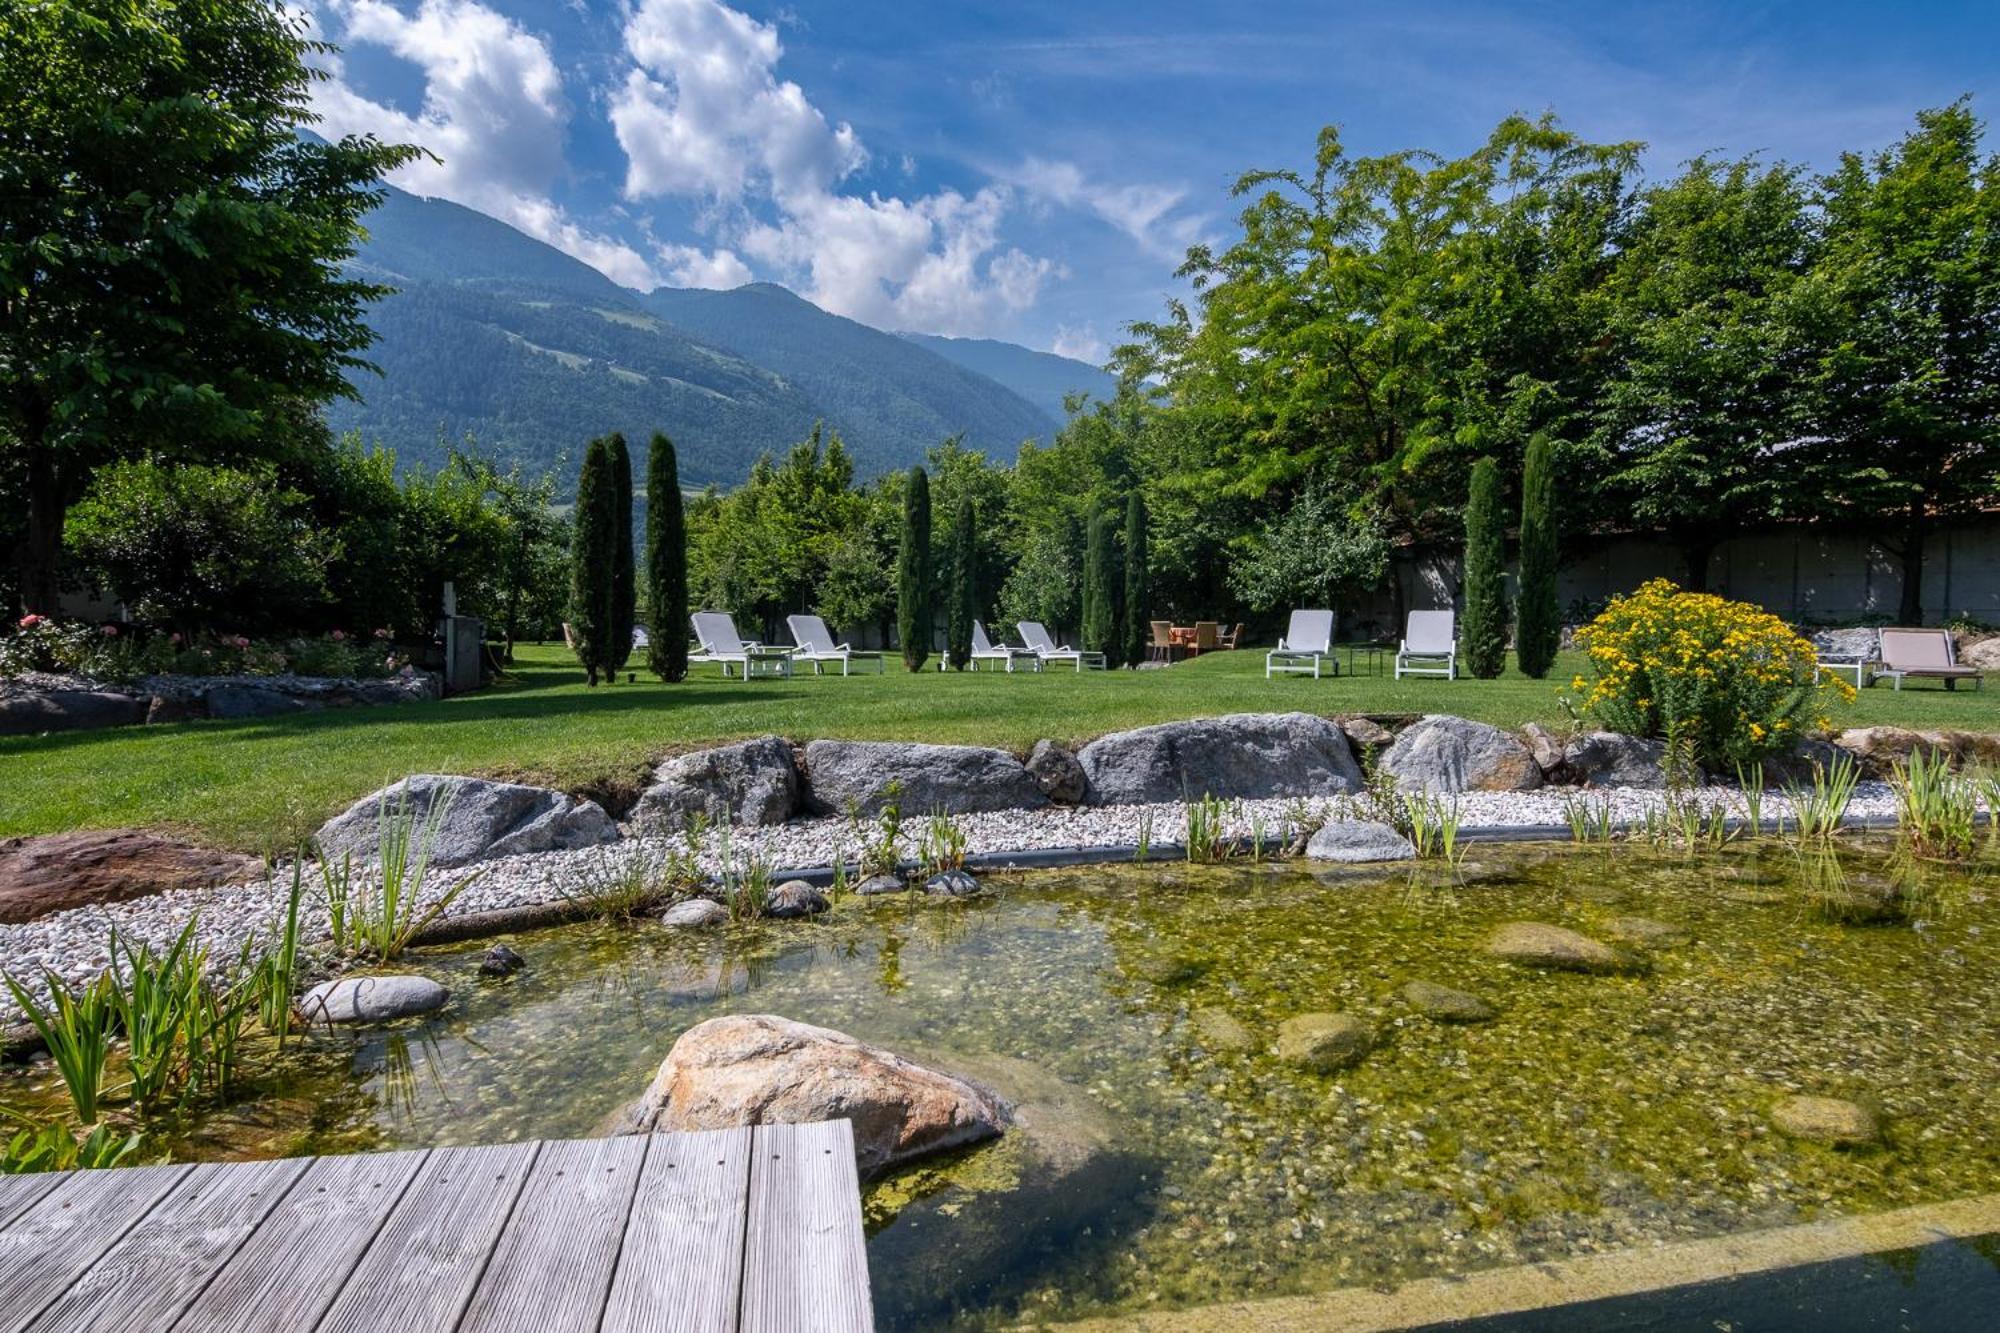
303 1 1999 362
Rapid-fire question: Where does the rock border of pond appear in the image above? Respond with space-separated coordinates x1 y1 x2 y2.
0 668 441 736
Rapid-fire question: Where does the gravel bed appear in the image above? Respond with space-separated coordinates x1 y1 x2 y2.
0 781 1906 1021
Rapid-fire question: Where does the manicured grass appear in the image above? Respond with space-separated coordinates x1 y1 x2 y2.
5 642 1996 851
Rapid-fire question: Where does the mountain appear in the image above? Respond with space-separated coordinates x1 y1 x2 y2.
900 333 1120 423
641 285 1058 473
331 187 1063 485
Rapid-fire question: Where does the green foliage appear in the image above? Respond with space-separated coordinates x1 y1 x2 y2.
606 434 636 676
1461 459 1509 679
946 496 976 670
0 0 420 612
318 788 481 963
646 434 689 682
898 467 933 671
64 462 333 632
1515 435 1560 678
1 970 114 1124
1121 492 1150 669
569 437 618 683
0 1116 139 1175
1082 509 1120 665
1228 484 1389 615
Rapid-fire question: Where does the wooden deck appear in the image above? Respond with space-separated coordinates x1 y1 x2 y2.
0 1120 874 1333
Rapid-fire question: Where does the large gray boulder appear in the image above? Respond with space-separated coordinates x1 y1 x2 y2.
1076 712 1363 806
1562 731 1670 788
1378 715 1542 793
0 689 147 736
204 683 318 720
315 775 616 869
631 736 800 829
803 740 1046 816
624 1015 1008 1180
1025 740 1087 804
299 975 448 1025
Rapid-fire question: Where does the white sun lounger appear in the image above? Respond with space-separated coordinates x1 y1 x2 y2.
1266 609 1336 678
1872 628 1984 691
1394 609 1458 679
690 611 793 680
941 620 1039 671
786 614 885 675
1017 621 1106 671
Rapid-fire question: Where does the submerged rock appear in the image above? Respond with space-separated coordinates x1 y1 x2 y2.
925 869 983 897
314 775 616 869
631 736 800 829
1401 980 1496 1023
660 897 729 928
764 880 828 918
1305 819 1416 863
1077 712 1363 805
1771 1095 1880 1147
477 944 526 977
1486 922 1631 974
1378 715 1542 794
625 1014 1008 1180
852 872 910 896
300 975 448 1025
1191 1007 1254 1052
1604 916 1692 948
1275 1012 1374 1071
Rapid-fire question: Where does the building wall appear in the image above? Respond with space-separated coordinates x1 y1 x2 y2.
1358 515 2000 636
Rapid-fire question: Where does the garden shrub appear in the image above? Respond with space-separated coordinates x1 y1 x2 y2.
1569 579 1851 769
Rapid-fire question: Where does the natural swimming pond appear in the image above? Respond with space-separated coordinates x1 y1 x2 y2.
6 841 1999 1329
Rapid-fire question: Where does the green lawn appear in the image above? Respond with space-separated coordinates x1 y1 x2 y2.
4 643 1996 852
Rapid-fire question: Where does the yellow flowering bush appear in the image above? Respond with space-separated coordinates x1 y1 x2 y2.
1567 580 1852 770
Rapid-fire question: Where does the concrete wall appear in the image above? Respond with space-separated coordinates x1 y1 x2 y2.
1355 515 2000 637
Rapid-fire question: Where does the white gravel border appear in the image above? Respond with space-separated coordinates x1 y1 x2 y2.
0 780 1916 1022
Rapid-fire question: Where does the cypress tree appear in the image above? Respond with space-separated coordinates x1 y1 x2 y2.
645 432 688 682
1461 456 1509 679
946 495 976 670
897 466 932 671
604 432 636 678
1120 492 1149 668
569 437 615 685
1515 435 1560 679
1082 509 1119 665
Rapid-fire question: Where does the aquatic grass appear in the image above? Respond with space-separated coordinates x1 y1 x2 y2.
0 1112 140 1175
108 921 203 1109
564 847 699 921
857 781 906 878
1560 792 1617 844
1782 755 1861 844
716 827 774 920
1248 811 1270 863
254 862 308 1046
2 969 116 1124
1184 794 1235 863
1402 793 1465 863
1133 811 1155 863
918 811 969 876
323 787 483 961
1892 749 1978 859
1734 762 1767 834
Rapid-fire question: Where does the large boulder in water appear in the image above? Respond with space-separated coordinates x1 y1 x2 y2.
1379 715 1542 793
624 1015 1008 1180
803 740 1046 816
299 975 448 1025
314 775 616 869
1076 712 1362 805
1487 921 1631 973
630 736 800 830
0 830 263 924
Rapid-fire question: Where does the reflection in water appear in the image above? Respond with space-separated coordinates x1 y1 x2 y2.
17 840 1996 1329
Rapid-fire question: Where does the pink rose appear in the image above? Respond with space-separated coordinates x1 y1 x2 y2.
101 624 119 637
234 636 251 650
18 614 43 629
169 633 182 645
331 630 346 642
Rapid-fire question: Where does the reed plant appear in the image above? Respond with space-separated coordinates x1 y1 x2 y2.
107 922 203 1109
0 1112 139 1175
1133 810 1155 863
918 811 969 876
321 788 482 961
1892 749 1979 859
1734 762 1767 834
1184 794 1235 863
1402 793 1465 863
1560 792 1617 843
2 970 115 1124
856 782 906 878
1782 756 1861 844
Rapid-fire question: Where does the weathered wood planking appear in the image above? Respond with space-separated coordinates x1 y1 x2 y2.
168 1147 430 1333
0 1121 874 1333
313 1141 543 1333
0 1163 193 1333
600 1126 755 1333
458 1134 651 1333
738 1120 875 1333
24 1156 308 1333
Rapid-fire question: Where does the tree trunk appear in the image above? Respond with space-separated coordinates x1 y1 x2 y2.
1897 497 1927 625
1680 534 1715 592
18 417 62 616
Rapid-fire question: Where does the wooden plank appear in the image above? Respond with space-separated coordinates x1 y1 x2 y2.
600 1127 754 1333
457 1135 650 1333
0 1173 64 1232
170 1148 430 1333
24 1156 309 1333
0 1162 193 1333
738 1121 873 1333
311 1141 541 1333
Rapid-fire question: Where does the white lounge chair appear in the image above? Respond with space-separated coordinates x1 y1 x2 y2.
1017 621 1106 671
1266 609 1336 678
944 620 1039 672
786 614 884 675
690 612 793 680
1871 628 1984 691
1394 610 1458 680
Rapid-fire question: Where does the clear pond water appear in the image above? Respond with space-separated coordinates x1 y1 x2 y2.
7 841 2000 1328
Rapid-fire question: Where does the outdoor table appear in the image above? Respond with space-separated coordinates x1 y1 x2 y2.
1343 642 1390 676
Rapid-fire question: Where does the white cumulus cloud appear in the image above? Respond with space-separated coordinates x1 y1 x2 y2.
1003 157 1208 260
